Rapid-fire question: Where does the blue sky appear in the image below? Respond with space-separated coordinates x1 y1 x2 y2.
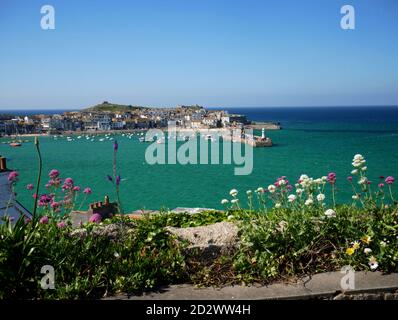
0 0 397 109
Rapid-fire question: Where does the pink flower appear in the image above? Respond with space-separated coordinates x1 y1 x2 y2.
45 183 51 189
51 201 60 209
73 186 80 192
385 176 395 185
39 216 49 224
327 172 336 184
83 187 92 195
57 221 66 229
64 177 74 185
378 183 384 188
49 169 59 179
26 184 34 190
8 171 19 182
89 213 102 223
347 176 353 181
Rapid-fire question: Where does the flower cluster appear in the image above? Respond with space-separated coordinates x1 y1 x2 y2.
26 169 92 218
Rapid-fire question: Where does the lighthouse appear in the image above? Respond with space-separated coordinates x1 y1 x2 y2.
261 128 266 139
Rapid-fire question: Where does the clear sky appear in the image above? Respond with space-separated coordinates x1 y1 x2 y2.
0 0 397 109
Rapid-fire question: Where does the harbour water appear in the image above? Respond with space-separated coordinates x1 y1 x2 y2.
1 106 398 212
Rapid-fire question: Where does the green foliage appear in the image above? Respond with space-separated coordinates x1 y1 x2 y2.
1 205 398 299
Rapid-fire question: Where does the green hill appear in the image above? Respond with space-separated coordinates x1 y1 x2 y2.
82 101 147 113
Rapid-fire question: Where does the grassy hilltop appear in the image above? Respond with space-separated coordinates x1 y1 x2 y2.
82 101 147 113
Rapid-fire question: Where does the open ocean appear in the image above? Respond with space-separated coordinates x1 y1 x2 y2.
1 106 398 212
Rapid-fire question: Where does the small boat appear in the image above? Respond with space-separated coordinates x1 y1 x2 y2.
9 142 22 147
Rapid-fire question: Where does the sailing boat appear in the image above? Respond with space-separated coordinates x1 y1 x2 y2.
9 122 22 147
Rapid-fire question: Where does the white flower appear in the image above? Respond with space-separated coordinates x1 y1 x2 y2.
300 174 309 181
230 189 238 197
246 190 252 196
227 215 234 220
114 252 120 258
352 195 360 200
321 176 327 182
288 194 296 202
268 185 276 193
221 199 229 205
256 187 264 193
364 248 372 254
351 169 358 175
278 179 286 186
368 256 378 270
317 194 325 202
305 198 313 206
231 199 239 204
275 203 281 209
295 183 300 188
296 188 303 195
358 177 368 185
361 166 367 171
380 241 387 247
354 154 363 160
324 209 336 218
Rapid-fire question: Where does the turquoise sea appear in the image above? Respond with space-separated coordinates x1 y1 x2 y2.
1 106 398 212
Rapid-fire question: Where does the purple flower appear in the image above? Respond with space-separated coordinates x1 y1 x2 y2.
8 171 19 182
83 187 92 195
49 169 59 179
114 140 118 151
89 213 102 223
39 216 49 224
385 176 395 185
116 175 121 186
57 221 66 229
26 184 34 190
327 172 336 184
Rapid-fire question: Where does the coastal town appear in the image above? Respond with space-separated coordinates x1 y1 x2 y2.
0 102 280 136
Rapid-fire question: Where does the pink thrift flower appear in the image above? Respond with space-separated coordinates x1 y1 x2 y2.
385 176 395 185
51 201 60 209
39 216 49 224
347 176 353 181
378 183 384 188
26 184 34 190
8 171 19 182
327 172 336 184
73 186 80 192
83 187 92 195
49 169 60 179
89 213 102 223
64 177 74 185
57 221 66 228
